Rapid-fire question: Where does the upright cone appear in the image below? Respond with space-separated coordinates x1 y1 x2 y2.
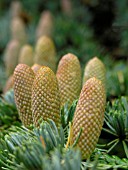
32 66 60 127
83 57 106 88
71 77 106 159
10 1 22 18
56 53 82 107
14 64 35 127
11 17 27 45
36 10 53 39
18 44 34 66
4 39 21 77
34 36 56 72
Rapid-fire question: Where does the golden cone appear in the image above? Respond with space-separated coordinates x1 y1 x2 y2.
14 64 35 127
36 10 53 39
4 39 21 77
56 53 82 107
32 66 60 127
71 77 106 159
18 44 34 66
11 17 27 45
34 36 56 72
83 57 106 88
10 1 22 18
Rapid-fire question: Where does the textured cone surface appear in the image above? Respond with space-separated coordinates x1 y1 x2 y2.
14 64 35 127
4 40 21 77
56 53 82 107
31 64 42 74
83 57 106 88
11 17 27 45
34 36 56 72
36 10 53 39
18 44 34 66
3 75 14 94
72 77 106 159
32 66 60 127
